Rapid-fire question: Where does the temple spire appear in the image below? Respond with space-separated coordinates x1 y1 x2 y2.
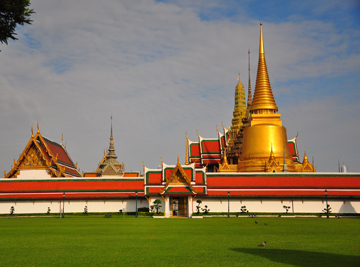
247 49 252 109
107 116 117 159
250 23 278 114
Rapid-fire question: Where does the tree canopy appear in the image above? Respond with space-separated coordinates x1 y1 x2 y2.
0 0 34 45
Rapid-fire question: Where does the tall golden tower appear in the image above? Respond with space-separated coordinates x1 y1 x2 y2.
227 73 247 147
239 23 296 172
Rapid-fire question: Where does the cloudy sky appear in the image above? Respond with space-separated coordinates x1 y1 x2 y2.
1 0 359 175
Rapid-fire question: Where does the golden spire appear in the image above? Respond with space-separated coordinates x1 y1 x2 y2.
269 145 275 161
185 132 189 165
247 49 252 109
223 148 228 163
303 147 309 164
250 23 278 113
31 124 34 137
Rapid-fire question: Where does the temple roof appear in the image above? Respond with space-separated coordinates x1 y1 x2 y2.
5 124 81 178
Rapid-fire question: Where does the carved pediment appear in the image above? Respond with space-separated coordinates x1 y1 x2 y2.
168 169 188 185
19 144 47 169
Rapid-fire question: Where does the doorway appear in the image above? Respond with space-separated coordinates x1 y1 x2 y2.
171 197 187 217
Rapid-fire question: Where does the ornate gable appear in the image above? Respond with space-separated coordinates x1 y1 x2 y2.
301 148 316 172
161 158 195 194
265 147 281 172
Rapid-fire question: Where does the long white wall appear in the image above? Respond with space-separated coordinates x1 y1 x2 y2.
0 199 149 215
0 197 358 215
195 198 360 214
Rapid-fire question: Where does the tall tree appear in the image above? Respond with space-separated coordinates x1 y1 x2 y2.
0 0 34 45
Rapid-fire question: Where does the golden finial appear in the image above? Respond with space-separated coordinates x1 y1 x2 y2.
269 144 275 161
185 132 188 140
250 23 278 113
237 72 241 83
259 23 264 54
221 121 225 129
177 156 180 164
61 134 63 145
4 171 6 177
296 132 299 139
65 142 67 149
37 120 39 133
216 125 220 135
82 171 84 177
31 124 34 137
303 147 309 163
196 130 200 138
223 148 227 162
185 135 189 165
76 161 78 168
160 157 163 168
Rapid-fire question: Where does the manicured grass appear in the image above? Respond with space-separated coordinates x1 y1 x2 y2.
0 216 359 266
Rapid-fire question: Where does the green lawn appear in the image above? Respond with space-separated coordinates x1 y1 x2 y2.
0 216 359 266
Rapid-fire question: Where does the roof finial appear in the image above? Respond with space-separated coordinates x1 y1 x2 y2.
185 133 189 165
107 116 117 159
37 120 39 133
303 147 309 164
31 124 34 137
61 134 63 145
260 23 264 54
237 72 241 83
111 116 113 137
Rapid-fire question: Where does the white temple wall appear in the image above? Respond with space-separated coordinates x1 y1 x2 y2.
0 199 149 214
0 198 358 214
192 198 360 214
17 170 51 179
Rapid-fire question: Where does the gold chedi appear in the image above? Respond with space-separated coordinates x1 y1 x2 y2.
239 23 295 172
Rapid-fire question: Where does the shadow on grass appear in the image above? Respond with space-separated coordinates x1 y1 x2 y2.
230 248 360 267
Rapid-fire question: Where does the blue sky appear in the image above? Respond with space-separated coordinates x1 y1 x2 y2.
0 0 359 174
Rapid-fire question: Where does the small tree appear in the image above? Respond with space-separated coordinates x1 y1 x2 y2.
195 199 202 214
153 199 162 214
84 206 88 214
240 206 249 214
10 206 14 215
202 205 210 214
283 205 290 213
322 204 332 214
47 207 51 214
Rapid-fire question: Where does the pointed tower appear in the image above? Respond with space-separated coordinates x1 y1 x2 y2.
239 23 296 172
247 49 253 110
96 117 125 176
227 73 247 146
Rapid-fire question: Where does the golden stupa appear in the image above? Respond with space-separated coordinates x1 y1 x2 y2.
239 23 297 172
